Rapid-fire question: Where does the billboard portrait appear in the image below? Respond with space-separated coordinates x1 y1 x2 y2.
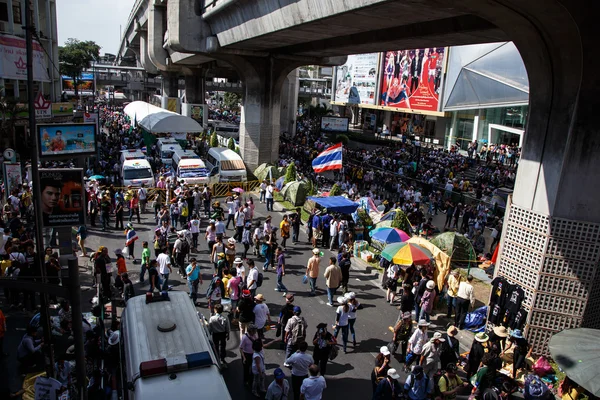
334 53 379 105
39 169 85 227
321 117 349 132
380 47 445 113
3 163 22 197
38 123 97 158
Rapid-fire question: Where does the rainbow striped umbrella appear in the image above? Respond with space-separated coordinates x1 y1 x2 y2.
369 227 411 244
381 242 433 266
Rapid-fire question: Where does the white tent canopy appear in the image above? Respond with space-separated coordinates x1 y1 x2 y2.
123 101 203 133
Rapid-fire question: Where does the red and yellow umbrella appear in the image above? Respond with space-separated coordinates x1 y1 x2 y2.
381 242 433 266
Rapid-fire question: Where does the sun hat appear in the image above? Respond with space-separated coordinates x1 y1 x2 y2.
255 294 265 301
475 332 490 342
511 329 524 339
417 319 430 327
426 280 435 290
493 326 509 338
274 368 285 379
233 257 243 264
387 368 400 379
447 325 459 337
227 238 236 244
380 346 391 356
108 331 120 346
337 296 347 305
402 312 412 319
312 248 320 255
431 332 446 342
345 292 356 300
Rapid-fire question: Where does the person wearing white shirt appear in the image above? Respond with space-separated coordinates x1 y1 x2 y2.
329 217 339 251
455 275 475 329
156 248 172 291
247 261 259 296
252 294 271 337
405 319 430 372
300 364 327 400
265 184 274 211
215 218 226 238
285 341 314 400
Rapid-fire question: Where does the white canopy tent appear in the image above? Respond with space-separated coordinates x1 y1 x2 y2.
123 101 203 133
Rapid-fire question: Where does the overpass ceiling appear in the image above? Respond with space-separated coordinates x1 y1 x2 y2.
219 1 508 57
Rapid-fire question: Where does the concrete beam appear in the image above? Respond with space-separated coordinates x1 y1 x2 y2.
147 1 175 71
166 0 213 54
140 32 160 74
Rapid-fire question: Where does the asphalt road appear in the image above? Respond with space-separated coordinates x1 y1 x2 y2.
1 194 477 399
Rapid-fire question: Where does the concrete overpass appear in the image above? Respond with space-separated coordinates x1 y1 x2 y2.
118 0 600 355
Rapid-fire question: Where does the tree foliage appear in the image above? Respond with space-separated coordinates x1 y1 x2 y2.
390 209 411 233
210 132 218 148
223 92 241 111
284 162 297 185
336 134 349 146
0 89 27 150
329 183 342 197
58 38 100 97
227 137 235 150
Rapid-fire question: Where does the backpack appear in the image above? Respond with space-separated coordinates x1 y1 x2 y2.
10 253 24 272
256 272 264 287
181 205 189 217
291 316 306 344
408 373 429 390
181 239 190 255
433 373 448 399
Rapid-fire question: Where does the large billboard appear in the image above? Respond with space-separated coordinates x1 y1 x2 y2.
0 34 50 82
380 48 445 113
38 123 97 158
39 169 85 227
321 117 349 132
61 73 94 92
334 53 379 105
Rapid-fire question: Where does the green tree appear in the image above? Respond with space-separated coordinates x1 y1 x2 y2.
227 137 235 150
390 209 411 232
329 183 342 197
58 38 100 99
210 132 218 147
223 92 241 111
284 163 297 184
0 90 27 150
336 134 349 145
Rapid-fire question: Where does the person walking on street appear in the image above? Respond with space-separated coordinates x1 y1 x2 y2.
247 260 259 298
114 197 124 230
300 364 327 400
419 280 437 322
278 293 295 346
237 289 256 340
420 331 445 378
455 275 475 329
339 252 351 294
306 248 321 296
446 270 460 318
312 323 336 375
253 294 272 339
284 306 308 359
124 223 138 261
265 183 274 211
252 339 267 397
347 293 360 347
405 319 430 372
156 247 172 291
186 258 202 305
280 214 291 250
275 247 288 295
333 298 351 353
208 303 230 365
324 257 342 307
140 241 150 284
440 326 460 370
392 312 413 360
285 341 314 400
129 192 141 223
373 368 402 400
266 368 290 400
291 207 303 244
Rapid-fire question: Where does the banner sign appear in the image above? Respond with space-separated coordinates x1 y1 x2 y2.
320 116 349 132
0 34 50 82
3 162 21 198
61 73 94 91
38 123 97 158
52 102 74 117
334 53 379 105
380 47 445 113
39 168 85 227
83 112 98 124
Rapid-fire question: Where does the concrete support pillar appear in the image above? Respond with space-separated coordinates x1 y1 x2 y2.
225 56 299 169
161 72 179 98
279 68 299 139
184 73 205 104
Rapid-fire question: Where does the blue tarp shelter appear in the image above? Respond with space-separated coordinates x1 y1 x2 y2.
308 196 359 214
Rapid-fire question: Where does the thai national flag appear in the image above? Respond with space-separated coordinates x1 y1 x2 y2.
312 142 343 173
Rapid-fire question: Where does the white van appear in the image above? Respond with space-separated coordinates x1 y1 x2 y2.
205 147 247 184
120 149 146 165
157 138 183 167
121 292 231 400
172 150 210 186
122 159 154 187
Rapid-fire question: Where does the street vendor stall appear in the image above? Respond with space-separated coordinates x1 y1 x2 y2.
308 196 359 214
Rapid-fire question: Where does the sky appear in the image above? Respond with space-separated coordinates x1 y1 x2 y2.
56 0 136 55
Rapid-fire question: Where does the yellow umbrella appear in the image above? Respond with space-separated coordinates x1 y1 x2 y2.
408 236 451 291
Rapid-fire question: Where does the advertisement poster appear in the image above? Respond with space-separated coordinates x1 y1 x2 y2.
321 117 349 132
83 112 98 125
0 34 50 82
380 47 445 113
3 163 22 198
38 123 97 157
334 53 379 105
52 103 74 117
61 73 94 91
38 169 85 227
191 105 203 122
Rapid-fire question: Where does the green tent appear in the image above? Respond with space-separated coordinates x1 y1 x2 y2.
430 232 477 264
253 163 269 179
253 164 280 182
281 180 308 206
